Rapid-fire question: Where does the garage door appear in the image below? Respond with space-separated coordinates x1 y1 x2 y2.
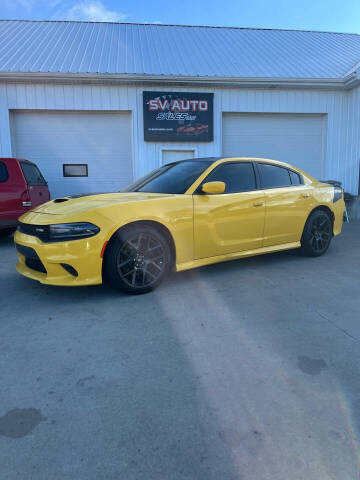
11 110 132 198
222 113 326 179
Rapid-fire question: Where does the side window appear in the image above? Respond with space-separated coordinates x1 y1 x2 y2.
20 162 47 186
258 163 291 189
289 170 302 185
203 162 257 193
0 162 9 182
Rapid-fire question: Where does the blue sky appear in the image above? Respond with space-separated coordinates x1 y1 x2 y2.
1 0 360 34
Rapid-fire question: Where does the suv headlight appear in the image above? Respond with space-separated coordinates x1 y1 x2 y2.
49 222 100 241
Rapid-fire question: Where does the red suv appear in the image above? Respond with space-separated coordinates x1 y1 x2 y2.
0 158 50 237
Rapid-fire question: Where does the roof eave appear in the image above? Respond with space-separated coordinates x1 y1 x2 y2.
343 71 360 89
0 71 356 90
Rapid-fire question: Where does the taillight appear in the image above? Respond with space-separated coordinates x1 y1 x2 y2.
333 186 343 203
21 189 32 208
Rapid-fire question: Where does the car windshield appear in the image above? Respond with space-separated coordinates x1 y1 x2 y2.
122 160 213 194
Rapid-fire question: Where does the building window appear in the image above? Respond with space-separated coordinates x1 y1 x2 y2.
63 164 88 177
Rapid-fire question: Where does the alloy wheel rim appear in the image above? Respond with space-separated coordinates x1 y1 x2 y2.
117 233 165 288
310 215 331 252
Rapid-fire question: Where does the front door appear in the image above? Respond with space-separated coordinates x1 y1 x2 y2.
193 161 265 259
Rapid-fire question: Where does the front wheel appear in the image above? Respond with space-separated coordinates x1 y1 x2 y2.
104 225 172 294
300 210 332 257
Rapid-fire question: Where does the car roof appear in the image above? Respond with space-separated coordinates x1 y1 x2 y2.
210 157 316 182
163 157 221 167
176 156 294 169
218 156 294 168
0 157 33 163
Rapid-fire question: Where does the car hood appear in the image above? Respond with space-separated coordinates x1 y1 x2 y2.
29 192 174 216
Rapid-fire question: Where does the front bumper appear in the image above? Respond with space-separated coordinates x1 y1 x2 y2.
14 230 104 286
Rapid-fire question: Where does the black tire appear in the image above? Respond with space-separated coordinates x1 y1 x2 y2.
300 210 332 257
0 227 16 238
104 224 172 294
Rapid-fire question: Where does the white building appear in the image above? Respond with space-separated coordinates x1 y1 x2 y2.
0 20 359 200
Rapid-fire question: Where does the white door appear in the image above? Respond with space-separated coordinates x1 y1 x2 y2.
222 113 326 179
11 110 132 198
161 149 195 165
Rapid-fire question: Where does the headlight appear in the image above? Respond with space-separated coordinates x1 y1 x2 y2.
49 222 100 241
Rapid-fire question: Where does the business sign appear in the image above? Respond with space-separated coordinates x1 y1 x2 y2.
143 91 214 142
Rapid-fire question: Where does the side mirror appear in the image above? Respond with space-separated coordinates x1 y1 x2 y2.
201 181 226 194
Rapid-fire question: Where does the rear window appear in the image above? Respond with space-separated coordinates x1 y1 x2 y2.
20 162 47 186
258 163 292 189
0 161 8 182
289 170 302 185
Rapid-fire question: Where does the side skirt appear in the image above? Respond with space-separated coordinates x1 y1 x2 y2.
176 241 301 272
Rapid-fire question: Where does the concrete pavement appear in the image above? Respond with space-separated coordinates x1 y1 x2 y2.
1 222 360 479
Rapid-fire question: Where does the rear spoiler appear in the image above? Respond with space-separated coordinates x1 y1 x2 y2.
319 179 342 188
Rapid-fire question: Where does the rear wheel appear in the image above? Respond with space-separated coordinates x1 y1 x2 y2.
104 225 172 294
0 227 16 238
300 210 332 257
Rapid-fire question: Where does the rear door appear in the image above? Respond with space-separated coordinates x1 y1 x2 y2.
193 161 266 259
19 161 50 208
257 162 313 246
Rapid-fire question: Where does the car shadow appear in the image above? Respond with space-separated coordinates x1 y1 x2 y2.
5 244 333 303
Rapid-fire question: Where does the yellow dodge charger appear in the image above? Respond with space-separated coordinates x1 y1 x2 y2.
15 157 344 294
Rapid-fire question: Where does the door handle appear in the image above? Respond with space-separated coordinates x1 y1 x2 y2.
301 192 310 198
253 201 264 207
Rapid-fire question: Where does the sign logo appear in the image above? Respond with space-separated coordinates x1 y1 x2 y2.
143 92 214 142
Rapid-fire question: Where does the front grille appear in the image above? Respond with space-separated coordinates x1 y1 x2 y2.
15 243 47 274
17 223 50 242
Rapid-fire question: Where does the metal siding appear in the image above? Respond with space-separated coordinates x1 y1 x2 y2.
1 21 360 78
348 86 360 194
0 82 358 194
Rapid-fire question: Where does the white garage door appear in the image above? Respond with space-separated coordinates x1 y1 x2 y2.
11 110 132 198
222 113 326 179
